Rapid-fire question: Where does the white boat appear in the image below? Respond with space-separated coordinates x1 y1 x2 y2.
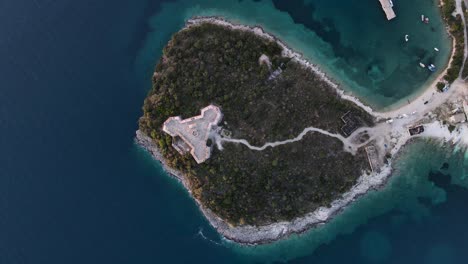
421 14 425 21
434 47 439 51
405 34 409 42
419 62 426 68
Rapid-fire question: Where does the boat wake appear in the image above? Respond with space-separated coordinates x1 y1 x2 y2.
196 227 224 246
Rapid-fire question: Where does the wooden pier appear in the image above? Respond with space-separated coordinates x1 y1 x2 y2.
378 0 396 20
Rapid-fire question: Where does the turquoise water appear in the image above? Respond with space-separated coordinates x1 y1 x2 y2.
1 0 467 263
131 140 468 263
220 141 468 262
136 0 452 110
134 0 464 262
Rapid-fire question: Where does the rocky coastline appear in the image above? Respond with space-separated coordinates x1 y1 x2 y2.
186 16 376 116
136 128 394 245
137 121 468 245
135 16 467 245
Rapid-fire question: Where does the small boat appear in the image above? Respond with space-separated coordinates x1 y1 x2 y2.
421 14 425 22
428 64 436 71
419 62 426 68
434 47 439 52
405 34 409 42
425 17 429 24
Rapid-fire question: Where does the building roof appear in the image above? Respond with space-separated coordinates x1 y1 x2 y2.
449 113 466 124
408 125 425 136
163 105 222 163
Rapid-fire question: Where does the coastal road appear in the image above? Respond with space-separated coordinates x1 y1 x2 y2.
456 0 468 76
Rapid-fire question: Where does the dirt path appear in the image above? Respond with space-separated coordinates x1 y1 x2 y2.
219 124 382 155
218 4 468 160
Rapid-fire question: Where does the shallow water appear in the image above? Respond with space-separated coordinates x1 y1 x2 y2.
223 141 468 263
137 0 452 109
0 0 466 263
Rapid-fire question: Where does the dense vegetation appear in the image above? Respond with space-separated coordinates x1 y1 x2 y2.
440 0 465 83
139 23 374 225
436 81 446 92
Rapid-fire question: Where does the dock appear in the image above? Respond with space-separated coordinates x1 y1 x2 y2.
378 0 396 20
365 145 382 173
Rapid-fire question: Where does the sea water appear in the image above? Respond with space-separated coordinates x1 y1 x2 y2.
0 0 466 263
136 0 452 110
224 141 468 263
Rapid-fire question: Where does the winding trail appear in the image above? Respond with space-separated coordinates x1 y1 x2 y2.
137 16 468 246
216 3 468 164
220 125 379 155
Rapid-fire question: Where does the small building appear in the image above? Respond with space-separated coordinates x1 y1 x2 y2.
408 125 425 136
163 105 222 163
365 145 381 173
448 113 466 124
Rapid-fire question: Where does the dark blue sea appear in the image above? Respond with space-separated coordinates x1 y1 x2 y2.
0 0 467 263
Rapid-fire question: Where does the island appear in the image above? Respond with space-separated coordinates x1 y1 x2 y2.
136 1 468 245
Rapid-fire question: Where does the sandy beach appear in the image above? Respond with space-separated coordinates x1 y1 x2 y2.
186 16 464 122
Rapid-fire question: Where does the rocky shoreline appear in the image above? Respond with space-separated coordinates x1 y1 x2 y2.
137 123 468 245
136 128 395 245
186 16 376 117
135 16 467 245
135 17 394 245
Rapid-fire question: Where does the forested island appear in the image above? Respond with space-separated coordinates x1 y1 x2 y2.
137 13 468 244
138 19 375 226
